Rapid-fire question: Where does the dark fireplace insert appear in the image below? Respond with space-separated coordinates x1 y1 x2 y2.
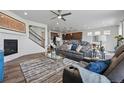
4 39 18 56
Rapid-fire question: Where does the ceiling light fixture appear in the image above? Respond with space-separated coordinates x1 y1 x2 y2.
58 16 62 19
24 12 28 15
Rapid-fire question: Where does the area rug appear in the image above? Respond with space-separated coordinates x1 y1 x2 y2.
20 58 70 83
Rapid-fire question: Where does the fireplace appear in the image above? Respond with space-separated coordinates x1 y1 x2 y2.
4 39 18 56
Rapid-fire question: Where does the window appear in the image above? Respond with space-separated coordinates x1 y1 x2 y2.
95 31 101 35
119 23 123 35
87 32 92 36
104 30 111 35
92 36 99 42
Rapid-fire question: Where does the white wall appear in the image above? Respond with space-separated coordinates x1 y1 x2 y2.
82 25 119 52
0 11 48 62
26 20 48 51
122 21 124 36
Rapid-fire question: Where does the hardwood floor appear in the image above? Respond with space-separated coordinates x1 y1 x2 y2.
4 53 46 83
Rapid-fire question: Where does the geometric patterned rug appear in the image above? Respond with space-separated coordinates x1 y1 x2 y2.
20 58 76 83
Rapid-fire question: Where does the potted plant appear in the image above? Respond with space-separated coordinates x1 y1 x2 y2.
115 35 124 49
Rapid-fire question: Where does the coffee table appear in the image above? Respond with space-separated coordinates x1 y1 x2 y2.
83 51 114 63
47 50 89 68
47 50 64 60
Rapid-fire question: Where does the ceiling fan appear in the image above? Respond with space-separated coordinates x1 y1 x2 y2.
50 10 72 21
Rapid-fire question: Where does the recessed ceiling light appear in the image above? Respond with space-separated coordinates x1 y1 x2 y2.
24 12 28 15
57 22 59 25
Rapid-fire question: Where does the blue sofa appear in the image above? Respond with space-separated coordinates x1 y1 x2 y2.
56 40 91 61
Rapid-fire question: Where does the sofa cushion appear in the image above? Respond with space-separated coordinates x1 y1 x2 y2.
70 40 79 45
81 41 89 46
80 44 91 53
71 44 78 51
67 49 82 55
67 50 77 54
59 44 68 51
64 40 79 45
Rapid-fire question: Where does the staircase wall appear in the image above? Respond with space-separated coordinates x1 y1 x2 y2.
0 11 48 62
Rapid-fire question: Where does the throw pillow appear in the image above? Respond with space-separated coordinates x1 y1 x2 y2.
67 44 72 50
85 59 111 74
76 45 83 52
71 44 78 51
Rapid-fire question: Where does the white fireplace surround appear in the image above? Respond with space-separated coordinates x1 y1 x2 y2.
0 11 48 62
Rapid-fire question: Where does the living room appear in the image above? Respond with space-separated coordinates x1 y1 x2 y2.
0 10 124 83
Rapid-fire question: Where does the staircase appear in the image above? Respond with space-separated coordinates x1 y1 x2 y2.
29 27 45 48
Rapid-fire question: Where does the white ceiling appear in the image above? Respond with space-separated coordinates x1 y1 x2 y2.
11 10 124 32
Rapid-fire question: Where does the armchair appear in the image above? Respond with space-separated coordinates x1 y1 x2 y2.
63 44 124 83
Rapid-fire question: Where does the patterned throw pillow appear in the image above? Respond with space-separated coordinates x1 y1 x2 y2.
76 45 83 52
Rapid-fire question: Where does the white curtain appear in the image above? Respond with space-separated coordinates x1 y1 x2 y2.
119 21 123 35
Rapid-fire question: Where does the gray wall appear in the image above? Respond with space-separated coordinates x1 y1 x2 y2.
82 25 119 52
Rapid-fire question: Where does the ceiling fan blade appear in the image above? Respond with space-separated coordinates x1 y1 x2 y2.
50 16 57 20
61 17 66 21
50 11 59 16
61 12 72 16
